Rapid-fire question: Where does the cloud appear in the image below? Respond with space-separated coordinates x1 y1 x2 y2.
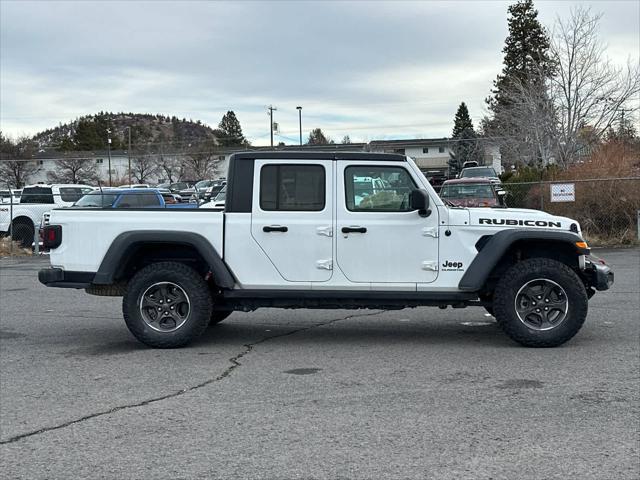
1 0 637 145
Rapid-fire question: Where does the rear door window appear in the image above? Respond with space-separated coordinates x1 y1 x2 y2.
138 192 162 207
260 164 325 211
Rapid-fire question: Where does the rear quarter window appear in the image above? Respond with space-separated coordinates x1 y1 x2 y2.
20 187 54 204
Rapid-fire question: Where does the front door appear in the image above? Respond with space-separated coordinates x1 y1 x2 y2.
336 162 439 284
251 160 333 282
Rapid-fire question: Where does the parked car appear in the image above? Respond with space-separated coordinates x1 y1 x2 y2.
0 184 94 247
39 151 612 349
439 177 506 207
203 181 227 202
71 188 197 209
117 184 150 189
421 170 448 192
458 166 501 183
158 182 193 194
199 186 226 210
156 188 183 203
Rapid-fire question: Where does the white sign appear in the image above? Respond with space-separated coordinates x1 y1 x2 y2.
550 183 575 202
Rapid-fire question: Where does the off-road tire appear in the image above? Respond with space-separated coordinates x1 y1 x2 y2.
123 262 212 348
493 258 588 347
12 218 34 249
210 310 232 326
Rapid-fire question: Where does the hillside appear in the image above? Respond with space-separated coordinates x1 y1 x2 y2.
31 112 220 151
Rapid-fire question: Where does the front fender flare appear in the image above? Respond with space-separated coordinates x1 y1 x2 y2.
92 230 235 289
458 229 588 292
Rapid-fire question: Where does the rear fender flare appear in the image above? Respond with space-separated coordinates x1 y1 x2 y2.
92 230 235 289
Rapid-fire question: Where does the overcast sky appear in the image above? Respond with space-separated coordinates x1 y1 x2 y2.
1 0 638 146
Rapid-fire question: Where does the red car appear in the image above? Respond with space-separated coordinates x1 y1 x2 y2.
439 177 505 207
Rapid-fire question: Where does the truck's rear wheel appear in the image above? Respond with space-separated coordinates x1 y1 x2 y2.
493 258 588 347
11 218 34 249
123 262 212 348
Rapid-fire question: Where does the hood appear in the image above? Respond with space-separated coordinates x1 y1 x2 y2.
448 198 498 208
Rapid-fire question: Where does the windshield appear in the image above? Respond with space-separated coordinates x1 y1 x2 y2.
196 180 214 189
440 184 495 199
460 167 497 178
73 192 118 207
214 187 226 201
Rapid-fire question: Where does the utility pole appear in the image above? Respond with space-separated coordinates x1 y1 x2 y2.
267 105 277 148
124 126 132 186
106 129 112 187
296 106 302 146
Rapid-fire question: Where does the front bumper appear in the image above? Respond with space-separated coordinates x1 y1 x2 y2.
583 256 614 291
38 268 95 289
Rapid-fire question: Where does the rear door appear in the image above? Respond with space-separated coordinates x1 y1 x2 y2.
251 160 333 282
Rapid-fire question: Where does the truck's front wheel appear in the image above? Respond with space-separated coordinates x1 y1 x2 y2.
493 258 588 347
123 262 212 348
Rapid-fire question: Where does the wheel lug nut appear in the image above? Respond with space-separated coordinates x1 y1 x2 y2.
536 308 541 312
158 307 162 311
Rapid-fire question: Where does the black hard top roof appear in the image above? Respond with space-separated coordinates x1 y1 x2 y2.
230 151 406 162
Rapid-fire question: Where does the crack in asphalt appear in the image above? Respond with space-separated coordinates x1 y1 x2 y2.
0 310 383 445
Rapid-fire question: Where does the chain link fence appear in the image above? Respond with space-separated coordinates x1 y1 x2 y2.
1 177 639 257
500 177 640 245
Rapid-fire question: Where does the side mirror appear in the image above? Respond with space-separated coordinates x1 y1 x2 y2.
409 189 431 217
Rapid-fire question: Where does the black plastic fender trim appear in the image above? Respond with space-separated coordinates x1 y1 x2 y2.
458 229 588 292
92 230 236 288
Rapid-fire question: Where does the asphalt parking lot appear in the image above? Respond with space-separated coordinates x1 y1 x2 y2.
1 248 638 479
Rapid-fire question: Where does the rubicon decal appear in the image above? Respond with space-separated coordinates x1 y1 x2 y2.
479 218 562 228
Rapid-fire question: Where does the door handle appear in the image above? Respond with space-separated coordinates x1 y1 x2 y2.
263 225 288 233
341 226 367 234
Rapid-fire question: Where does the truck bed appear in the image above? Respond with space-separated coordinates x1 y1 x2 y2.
48 208 224 272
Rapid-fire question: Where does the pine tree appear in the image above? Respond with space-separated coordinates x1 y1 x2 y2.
73 119 104 151
489 0 553 111
307 128 330 145
452 103 474 138
218 111 246 147
485 0 554 164
449 102 479 176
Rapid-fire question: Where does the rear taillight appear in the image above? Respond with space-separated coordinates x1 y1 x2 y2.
43 225 62 249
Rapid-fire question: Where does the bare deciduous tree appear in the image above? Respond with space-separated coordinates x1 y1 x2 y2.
550 7 640 163
129 154 159 184
47 156 101 184
0 134 41 188
183 141 224 179
495 69 559 166
159 155 186 183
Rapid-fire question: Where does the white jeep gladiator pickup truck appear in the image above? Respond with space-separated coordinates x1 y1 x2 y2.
39 152 613 348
